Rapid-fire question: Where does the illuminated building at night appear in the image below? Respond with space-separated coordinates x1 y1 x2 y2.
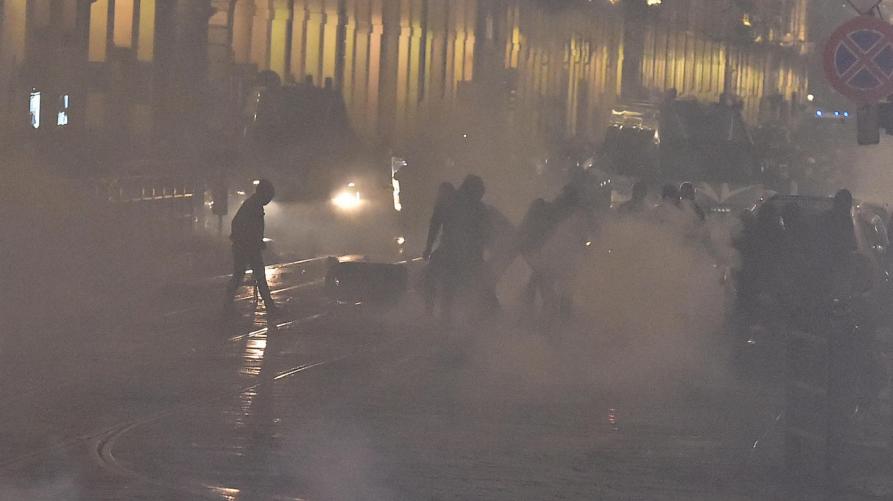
0 0 811 171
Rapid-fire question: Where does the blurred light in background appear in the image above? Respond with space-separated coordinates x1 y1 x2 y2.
29 90 41 129
57 95 70 126
332 182 362 211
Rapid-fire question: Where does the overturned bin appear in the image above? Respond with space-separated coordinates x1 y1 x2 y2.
324 257 408 306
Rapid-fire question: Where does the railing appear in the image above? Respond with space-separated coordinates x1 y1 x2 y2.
94 175 205 243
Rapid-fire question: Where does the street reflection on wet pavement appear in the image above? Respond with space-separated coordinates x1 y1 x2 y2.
0 258 831 500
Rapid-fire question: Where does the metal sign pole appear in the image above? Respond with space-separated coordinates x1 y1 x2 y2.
845 0 882 16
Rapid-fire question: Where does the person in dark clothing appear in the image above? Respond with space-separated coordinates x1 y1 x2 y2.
778 202 817 329
441 175 490 265
653 183 683 226
423 182 456 261
421 182 456 315
518 198 552 254
517 198 554 319
618 181 648 215
815 189 859 303
661 184 680 207
515 184 591 326
825 189 858 262
816 189 862 483
733 203 785 337
679 182 705 222
439 175 492 324
225 179 278 315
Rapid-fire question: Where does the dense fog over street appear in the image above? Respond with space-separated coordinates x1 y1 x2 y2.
3 0 893 500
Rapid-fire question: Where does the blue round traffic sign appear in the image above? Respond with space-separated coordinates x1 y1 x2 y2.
824 16 893 103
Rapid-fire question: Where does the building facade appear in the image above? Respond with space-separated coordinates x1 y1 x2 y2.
0 0 811 174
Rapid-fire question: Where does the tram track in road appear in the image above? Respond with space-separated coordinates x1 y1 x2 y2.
0 255 426 492
0 258 330 405
89 326 431 500
0 270 335 473
1 254 415 409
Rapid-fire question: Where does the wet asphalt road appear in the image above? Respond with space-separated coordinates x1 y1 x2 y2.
0 259 887 500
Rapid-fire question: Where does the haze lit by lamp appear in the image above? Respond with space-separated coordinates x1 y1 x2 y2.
332 183 362 211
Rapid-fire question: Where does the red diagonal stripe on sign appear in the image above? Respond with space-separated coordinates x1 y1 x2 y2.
839 34 889 85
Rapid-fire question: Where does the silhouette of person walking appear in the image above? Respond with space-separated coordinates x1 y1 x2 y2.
422 182 456 315
439 175 491 324
225 179 279 315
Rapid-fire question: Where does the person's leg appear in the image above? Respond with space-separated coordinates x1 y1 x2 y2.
440 263 461 327
249 252 276 310
422 263 437 316
225 247 248 305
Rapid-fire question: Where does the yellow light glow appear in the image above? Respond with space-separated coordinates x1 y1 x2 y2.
89 0 109 62
113 0 134 48
137 0 155 61
332 189 362 211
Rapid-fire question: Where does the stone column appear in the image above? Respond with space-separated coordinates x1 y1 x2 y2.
269 0 293 79
250 0 272 69
154 0 212 156
232 0 254 64
290 0 308 82
209 0 236 81
304 0 325 84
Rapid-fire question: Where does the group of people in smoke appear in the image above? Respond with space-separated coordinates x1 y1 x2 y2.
221 173 862 337
421 175 495 324
420 176 713 326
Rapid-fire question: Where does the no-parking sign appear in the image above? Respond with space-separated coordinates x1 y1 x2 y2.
824 16 893 103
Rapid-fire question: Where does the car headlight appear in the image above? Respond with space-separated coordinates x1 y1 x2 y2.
332 182 362 211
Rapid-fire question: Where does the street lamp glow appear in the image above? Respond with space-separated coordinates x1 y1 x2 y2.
807 93 815 102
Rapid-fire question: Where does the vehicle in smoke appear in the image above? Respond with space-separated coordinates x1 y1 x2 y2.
598 98 791 211
603 99 757 180
240 71 363 203
749 195 890 294
232 72 408 258
328 176 407 258
733 195 891 386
